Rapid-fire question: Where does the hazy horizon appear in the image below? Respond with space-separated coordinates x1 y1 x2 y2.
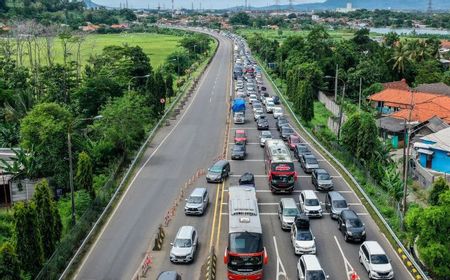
92 0 325 10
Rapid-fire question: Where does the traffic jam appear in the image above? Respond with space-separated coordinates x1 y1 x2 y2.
212 35 397 280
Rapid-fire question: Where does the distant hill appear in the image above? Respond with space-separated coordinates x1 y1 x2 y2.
242 0 450 11
83 0 104 9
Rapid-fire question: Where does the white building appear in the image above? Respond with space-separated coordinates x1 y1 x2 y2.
336 2 356 13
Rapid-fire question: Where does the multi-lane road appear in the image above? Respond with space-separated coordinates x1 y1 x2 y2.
72 29 413 280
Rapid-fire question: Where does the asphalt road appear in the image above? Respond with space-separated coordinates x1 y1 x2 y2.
214 67 414 280
73 31 233 280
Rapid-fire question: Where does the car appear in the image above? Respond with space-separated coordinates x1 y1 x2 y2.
272 96 280 104
280 125 295 141
254 109 264 120
233 112 245 124
273 107 283 118
299 190 323 218
260 86 267 92
300 154 319 173
278 198 301 230
206 160 230 183
311 168 333 191
291 218 316 255
338 210 366 242
234 129 247 144
266 101 275 113
287 135 301 150
239 172 255 187
297 255 329 280
263 97 273 106
294 144 311 161
249 94 258 104
235 82 244 90
325 191 349 219
156 271 182 280
276 117 289 131
257 118 269 130
231 143 246 160
252 102 263 113
259 130 273 147
184 188 209 215
359 241 394 280
169 226 198 263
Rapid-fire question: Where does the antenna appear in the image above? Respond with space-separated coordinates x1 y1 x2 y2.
125 0 128 9
191 2 194 11
427 0 432 13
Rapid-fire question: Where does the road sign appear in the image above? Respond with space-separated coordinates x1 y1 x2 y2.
160 98 166 104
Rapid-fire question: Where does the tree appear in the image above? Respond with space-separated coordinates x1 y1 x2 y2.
229 12 250 26
75 151 94 198
429 177 449 206
0 242 21 280
0 0 8 12
13 202 43 278
152 70 166 117
351 28 372 49
165 75 175 99
383 32 400 48
380 165 403 205
299 81 314 123
341 113 361 155
356 112 379 162
119 8 137 21
33 179 62 259
20 103 72 186
415 60 443 85
392 41 410 74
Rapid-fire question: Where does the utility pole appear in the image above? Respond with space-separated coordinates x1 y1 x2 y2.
358 77 362 110
427 0 432 13
337 83 346 142
172 0 174 14
289 0 293 11
125 0 128 9
334 64 339 102
402 90 415 217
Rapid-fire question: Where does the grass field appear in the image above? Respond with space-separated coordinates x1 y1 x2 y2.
21 33 183 68
236 28 356 41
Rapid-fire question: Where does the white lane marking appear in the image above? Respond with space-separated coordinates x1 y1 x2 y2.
222 212 368 216
222 202 279 206
334 235 356 277
229 174 342 178
273 236 288 280
74 42 217 279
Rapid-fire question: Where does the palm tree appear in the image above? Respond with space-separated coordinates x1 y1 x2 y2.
406 39 427 62
392 41 409 74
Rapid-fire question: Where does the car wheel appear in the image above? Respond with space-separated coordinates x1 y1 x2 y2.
359 255 362 264
344 233 349 242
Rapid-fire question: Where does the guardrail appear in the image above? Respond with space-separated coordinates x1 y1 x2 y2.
58 34 220 280
257 58 429 280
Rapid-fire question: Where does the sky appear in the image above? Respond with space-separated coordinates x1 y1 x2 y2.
93 0 324 10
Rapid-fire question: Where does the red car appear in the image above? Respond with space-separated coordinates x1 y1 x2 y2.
288 135 301 150
234 129 247 144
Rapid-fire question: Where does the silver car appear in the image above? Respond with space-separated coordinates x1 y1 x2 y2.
170 226 198 263
184 188 209 215
259 130 273 147
278 198 300 230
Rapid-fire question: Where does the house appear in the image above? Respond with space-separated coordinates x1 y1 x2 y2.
440 40 450 53
79 24 100 32
110 23 129 29
415 82 450 96
382 79 409 91
414 127 450 173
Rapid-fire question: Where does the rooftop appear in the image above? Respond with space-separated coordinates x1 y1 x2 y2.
415 82 450 97
420 127 450 153
382 79 409 91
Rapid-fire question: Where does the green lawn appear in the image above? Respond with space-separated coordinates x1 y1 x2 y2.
24 33 183 68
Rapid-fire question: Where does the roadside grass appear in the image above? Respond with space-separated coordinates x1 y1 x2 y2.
236 28 355 41
20 33 183 67
0 208 14 244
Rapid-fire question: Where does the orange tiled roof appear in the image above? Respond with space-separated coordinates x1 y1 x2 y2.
390 96 450 123
382 79 409 91
368 89 437 107
441 40 450 49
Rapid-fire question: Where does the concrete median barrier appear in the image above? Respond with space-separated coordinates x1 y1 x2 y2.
201 248 217 280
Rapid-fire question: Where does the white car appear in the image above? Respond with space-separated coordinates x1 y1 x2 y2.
259 130 272 147
254 109 264 120
299 190 323 218
359 241 394 280
297 255 328 280
263 97 273 106
248 94 258 104
273 107 283 118
291 226 316 255
266 101 275 113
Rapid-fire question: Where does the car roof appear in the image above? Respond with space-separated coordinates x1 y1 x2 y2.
315 168 328 174
328 191 345 200
304 154 316 159
280 198 297 208
341 209 358 220
302 190 318 199
301 255 323 271
177 226 195 239
214 159 229 167
261 131 272 135
363 241 386 255
157 271 179 280
236 129 245 134
289 135 300 139
190 188 207 197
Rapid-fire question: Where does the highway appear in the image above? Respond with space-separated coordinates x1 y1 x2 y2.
73 30 233 280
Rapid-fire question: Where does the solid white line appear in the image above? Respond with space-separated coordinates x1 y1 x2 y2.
273 236 288 280
231 127 258 130
74 45 215 279
221 202 278 206
334 235 354 274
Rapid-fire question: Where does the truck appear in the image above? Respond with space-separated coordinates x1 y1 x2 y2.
232 98 246 124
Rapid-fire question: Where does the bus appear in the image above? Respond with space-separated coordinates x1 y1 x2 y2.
224 186 268 280
264 139 297 193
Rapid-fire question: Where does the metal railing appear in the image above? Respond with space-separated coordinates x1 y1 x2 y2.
258 60 429 280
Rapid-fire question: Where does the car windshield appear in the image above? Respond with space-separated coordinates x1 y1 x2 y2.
318 173 330 180
174 238 191 248
188 196 202 204
283 128 294 134
306 157 318 164
236 132 245 138
229 232 263 253
210 165 222 173
347 219 363 228
333 200 348 208
283 207 299 217
305 199 319 206
296 230 313 241
371 254 389 264
305 270 326 280
291 138 300 144
233 145 244 151
297 146 309 153
262 134 272 139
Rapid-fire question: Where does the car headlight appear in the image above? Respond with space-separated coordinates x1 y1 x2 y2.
362 230 366 236
347 231 353 236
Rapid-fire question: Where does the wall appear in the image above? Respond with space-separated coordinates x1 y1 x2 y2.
430 149 450 173
318 91 347 135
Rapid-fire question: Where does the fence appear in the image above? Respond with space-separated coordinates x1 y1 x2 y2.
35 38 219 280
318 91 347 135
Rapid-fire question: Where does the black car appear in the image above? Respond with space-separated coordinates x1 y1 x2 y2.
231 143 246 160
206 160 230 183
272 96 280 104
257 118 269 130
280 125 295 140
294 144 311 161
311 168 334 191
239 172 255 187
338 210 366 242
277 117 289 131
